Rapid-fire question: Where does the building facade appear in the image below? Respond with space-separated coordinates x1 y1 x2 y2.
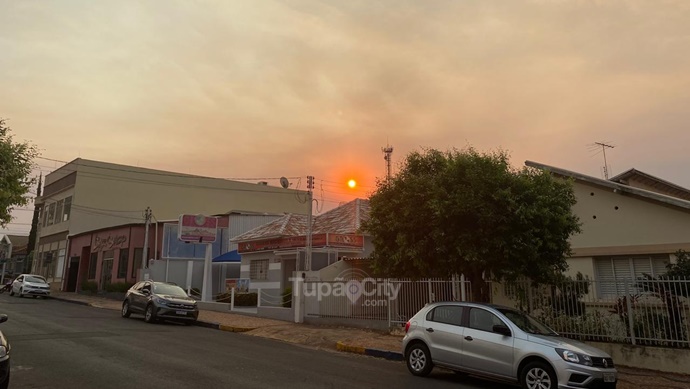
232 199 373 300
33 158 309 289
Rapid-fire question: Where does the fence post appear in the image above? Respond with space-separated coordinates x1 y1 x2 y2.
230 287 235 311
460 274 467 302
257 288 262 308
386 279 392 328
428 279 434 303
624 281 636 345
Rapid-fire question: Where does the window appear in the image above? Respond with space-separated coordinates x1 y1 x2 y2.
595 256 669 297
250 259 269 280
47 203 56 226
88 252 98 279
42 207 48 227
427 305 464 326
62 196 72 222
469 308 504 332
118 248 129 279
54 199 64 225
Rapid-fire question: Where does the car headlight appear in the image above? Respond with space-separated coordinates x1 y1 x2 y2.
155 297 170 306
556 348 593 366
0 345 6 358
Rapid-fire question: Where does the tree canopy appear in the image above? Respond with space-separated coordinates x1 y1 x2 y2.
363 147 581 298
0 118 38 227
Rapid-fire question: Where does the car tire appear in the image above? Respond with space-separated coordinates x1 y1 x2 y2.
521 361 558 389
144 304 157 323
121 301 131 318
8 290 13 297
405 342 434 377
0 370 9 389
18 288 23 298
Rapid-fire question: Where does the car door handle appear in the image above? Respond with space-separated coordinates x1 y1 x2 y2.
464 336 473 341
426 328 434 333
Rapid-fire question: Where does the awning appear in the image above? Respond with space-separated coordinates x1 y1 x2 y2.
212 250 241 263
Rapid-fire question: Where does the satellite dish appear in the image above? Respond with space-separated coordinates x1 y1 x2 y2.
280 177 290 189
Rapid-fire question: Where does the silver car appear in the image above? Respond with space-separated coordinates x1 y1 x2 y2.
402 302 617 389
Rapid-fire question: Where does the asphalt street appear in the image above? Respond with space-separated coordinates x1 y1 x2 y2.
0 294 510 389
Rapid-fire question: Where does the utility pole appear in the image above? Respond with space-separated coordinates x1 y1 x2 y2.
305 176 314 272
382 144 394 181
594 142 615 179
142 207 152 273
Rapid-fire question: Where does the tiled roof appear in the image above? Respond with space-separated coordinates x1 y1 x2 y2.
232 213 308 241
313 198 370 234
232 198 370 242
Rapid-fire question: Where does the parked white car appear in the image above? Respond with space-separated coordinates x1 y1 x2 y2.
10 274 51 298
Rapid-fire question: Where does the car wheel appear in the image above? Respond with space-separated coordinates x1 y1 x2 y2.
18 288 23 298
144 304 157 323
121 301 131 318
521 361 558 389
406 342 434 377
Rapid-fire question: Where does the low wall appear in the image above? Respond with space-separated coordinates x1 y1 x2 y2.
586 341 690 375
257 306 294 322
304 316 390 331
197 301 231 312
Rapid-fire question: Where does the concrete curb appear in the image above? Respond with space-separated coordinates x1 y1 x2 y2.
47 296 94 307
193 320 257 333
336 341 404 361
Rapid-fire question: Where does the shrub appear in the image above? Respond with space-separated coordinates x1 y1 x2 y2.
234 292 257 306
81 281 98 293
104 282 134 293
283 287 292 308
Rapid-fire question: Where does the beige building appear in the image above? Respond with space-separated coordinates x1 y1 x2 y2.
506 161 690 299
33 158 309 288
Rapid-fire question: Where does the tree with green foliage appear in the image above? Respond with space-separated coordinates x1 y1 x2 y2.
0 118 38 227
363 147 581 301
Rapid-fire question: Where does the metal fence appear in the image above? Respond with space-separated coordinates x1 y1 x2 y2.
495 277 690 348
303 278 472 327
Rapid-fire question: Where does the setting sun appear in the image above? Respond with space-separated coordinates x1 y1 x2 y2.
348 179 357 188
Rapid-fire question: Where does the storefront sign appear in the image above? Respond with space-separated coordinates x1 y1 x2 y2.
238 233 364 253
92 234 128 252
178 214 218 243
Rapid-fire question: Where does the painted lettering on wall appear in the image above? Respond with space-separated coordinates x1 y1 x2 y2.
92 234 128 252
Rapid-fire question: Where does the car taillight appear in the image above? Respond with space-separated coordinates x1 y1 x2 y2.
405 321 411 333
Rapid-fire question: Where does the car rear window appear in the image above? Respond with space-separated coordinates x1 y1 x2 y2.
427 305 463 326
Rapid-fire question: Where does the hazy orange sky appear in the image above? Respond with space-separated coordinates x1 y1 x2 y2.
3 0 690 234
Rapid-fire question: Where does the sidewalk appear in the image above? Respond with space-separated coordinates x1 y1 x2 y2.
49 291 690 389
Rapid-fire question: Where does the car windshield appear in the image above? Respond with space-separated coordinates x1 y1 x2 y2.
498 308 558 336
153 283 188 297
26 275 47 284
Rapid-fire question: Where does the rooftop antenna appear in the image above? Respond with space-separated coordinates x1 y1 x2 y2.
594 142 615 179
382 143 394 181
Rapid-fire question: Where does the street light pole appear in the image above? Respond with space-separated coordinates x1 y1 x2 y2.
305 176 314 272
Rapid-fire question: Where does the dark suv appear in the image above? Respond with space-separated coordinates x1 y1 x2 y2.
122 281 199 325
0 314 10 389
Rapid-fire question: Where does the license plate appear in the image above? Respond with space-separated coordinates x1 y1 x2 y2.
176 310 187 315
603 373 616 383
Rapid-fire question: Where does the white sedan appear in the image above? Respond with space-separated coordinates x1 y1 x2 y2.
10 274 51 298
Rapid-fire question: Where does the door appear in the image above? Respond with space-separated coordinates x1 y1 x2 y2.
100 257 114 291
12 276 23 294
423 305 465 368
66 256 80 292
461 307 515 379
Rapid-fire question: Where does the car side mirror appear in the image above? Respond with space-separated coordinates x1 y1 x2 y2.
493 324 511 336
0 314 8 324
142 289 151 295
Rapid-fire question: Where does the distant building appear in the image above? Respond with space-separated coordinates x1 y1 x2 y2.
33 158 309 291
0 234 29 281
